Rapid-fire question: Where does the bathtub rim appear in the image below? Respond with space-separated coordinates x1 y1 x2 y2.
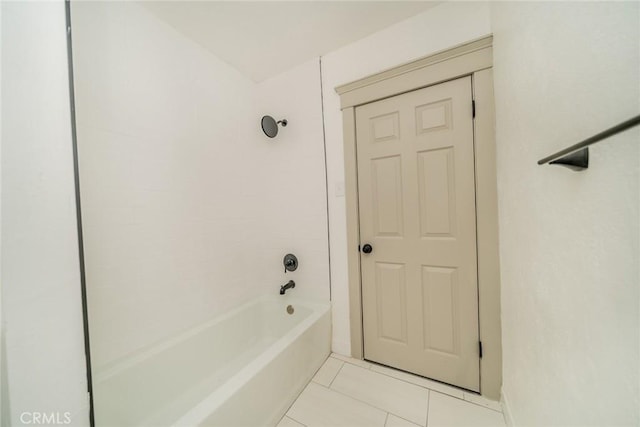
171 299 331 426
94 295 329 383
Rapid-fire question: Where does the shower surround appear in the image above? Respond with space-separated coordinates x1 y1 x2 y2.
70 2 331 424
71 0 330 369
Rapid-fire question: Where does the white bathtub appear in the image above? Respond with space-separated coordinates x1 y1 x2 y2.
93 296 331 426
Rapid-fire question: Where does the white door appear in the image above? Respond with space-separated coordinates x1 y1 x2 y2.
356 76 480 391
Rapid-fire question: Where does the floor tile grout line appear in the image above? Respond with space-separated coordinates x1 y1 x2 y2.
286 368 504 427
284 414 308 427
282 366 326 427
425 389 430 427
326 374 427 424
392 411 426 427
310 355 334 386
342 360 465 405
462 398 503 413
282 393 308 426
330 353 372 366
372 365 478 396
373 369 502 414
330 354 373 370
431 390 503 414
333 359 372 370
365 362 503 414
314 381 392 422
329 355 502 415
369 365 463 397
461 394 503 413
291 373 502 427
323 380 391 416
327 360 345 388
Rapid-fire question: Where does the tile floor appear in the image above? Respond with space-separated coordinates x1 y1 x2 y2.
278 353 506 427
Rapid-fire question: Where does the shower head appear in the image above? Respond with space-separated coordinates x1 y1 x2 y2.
261 115 287 138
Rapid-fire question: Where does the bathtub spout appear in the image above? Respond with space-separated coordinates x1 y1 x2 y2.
280 280 295 295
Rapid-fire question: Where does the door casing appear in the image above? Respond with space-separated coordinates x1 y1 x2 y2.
336 35 502 400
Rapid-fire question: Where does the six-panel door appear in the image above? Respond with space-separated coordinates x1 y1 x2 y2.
356 76 480 391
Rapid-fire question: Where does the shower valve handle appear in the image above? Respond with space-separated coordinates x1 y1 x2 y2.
284 259 295 272
283 254 298 273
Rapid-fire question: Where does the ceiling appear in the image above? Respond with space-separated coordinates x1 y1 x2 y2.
140 1 440 82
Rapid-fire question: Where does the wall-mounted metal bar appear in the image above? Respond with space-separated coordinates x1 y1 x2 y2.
538 114 640 171
65 0 95 425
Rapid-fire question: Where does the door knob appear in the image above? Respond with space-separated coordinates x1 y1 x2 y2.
362 244 373 254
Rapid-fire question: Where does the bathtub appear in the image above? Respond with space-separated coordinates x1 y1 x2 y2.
93 296 331 426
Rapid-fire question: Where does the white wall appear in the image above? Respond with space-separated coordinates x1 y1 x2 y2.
1 2 89 425
321 1 492 355
72 2 329 370
251 58 330 303
72 1 255 369
491 2 639 425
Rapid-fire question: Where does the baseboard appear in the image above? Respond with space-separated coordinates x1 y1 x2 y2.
331 339 351 357
501 389 515 427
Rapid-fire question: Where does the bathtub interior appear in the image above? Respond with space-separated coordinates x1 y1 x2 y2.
187 302 331 427
93 297 322 426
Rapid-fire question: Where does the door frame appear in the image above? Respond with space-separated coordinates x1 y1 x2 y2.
336 35 502 399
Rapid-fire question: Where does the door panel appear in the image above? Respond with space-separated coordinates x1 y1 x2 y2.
422 266 458 354
375 262 408 344
418 147 456 237
356 76 479 391
371 156 404 237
